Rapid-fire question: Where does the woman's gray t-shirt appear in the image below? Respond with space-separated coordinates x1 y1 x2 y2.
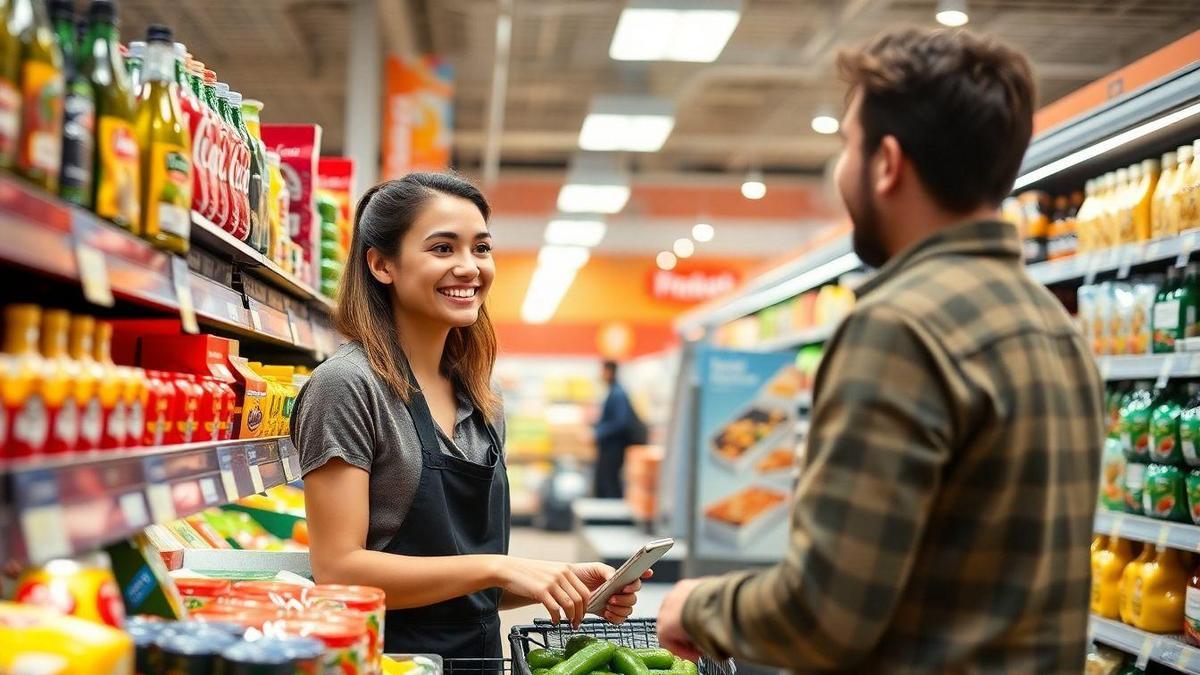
291 342 506 551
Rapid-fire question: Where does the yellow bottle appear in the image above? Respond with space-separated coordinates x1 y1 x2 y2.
1168 145 1195 236
39 310 79 455
1121 543 1155 625
67 316 103 452
1076 178 1098 253
92 321 125 449
1153 151 1178 239
1093 537 1135 619
3 305 49 458
1096 172 1115 248
135 29 191 254
1182 139 1200 233
1115 166 1135 244
1135 545 1190 633
1133 160 1159 242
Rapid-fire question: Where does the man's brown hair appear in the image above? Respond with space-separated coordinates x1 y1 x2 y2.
836 27 1036 212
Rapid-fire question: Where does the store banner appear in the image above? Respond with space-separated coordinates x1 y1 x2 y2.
647 265 740 303
692 347 803 561
381 56 454 178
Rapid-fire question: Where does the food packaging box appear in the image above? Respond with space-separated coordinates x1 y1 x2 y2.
106 532 186 619
0 602 134 674
262 124 323 288
701 486 789 548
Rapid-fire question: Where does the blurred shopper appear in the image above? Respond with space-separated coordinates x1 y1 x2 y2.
593 360 643 498
658 27 1104 671
294 174 648 661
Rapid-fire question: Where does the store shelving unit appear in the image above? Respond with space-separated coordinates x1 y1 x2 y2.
1097 352 1200 382
0 437 300 567
1094 510 1200 550
1090 616 1200 674
0 175 340 358
746 324 837 353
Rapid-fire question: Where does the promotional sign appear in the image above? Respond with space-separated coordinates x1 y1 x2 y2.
647 266 740 304
692 347 802 561
382 56 454 178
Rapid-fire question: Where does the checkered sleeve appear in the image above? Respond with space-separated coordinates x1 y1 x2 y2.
681 305 958 669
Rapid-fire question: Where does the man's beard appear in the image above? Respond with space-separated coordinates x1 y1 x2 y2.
846 160 888 269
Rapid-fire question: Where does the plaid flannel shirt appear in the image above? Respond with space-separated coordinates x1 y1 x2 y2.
682 220 1104 673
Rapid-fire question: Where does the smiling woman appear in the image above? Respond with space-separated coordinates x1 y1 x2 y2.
290 172 650 664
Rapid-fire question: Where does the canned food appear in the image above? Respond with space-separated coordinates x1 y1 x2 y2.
279 618 368 675
175 577 231 613
157 628 238 674
305 585 385 672
222 638 295 675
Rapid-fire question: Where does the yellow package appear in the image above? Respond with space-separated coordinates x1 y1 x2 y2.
1134 545 1189 633
1091 537 1133 619
0 601 133 674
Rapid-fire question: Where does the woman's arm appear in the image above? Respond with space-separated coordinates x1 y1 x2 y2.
305 458 599 625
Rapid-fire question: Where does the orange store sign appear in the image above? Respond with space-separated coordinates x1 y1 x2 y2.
648 267 740 303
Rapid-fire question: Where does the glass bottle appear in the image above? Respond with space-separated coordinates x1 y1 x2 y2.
12 0 63 191
80 0 139 231
0 0 23 168
38 308 78 455
135 24 190 254
66 314 101 450
230 91 264 253
49 0 93 207
2 304 47 457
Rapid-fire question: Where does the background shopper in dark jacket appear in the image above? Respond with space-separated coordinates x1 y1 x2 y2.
593 360 639 498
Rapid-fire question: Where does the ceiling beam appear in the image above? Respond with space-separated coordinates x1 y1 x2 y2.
482 0 514 187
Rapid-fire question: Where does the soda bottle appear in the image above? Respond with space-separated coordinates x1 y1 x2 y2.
202 70 231 232
49 0 94 208
39 308 78 455
215 82 248 240
241 97 270 255
187 59 216 224
3 304 48 458
135 24 189 254
81 0 139 232
230 91 263 252
173 45 204 221
12 0 64 192
0 0 23 169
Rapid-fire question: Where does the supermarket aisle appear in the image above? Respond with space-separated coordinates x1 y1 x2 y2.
500 527 672 654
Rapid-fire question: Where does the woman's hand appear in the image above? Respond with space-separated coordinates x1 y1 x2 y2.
493 557 593 627
571 562 654 624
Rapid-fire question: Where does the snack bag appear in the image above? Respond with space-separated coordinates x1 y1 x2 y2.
261 124 323 287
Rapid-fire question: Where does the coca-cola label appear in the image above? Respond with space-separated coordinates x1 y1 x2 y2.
187 99 211 217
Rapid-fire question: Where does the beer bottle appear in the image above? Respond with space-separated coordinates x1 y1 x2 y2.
12 0 63 192
49 0 93 207
80 0 139 231
0 0 23 169
135 24 189 254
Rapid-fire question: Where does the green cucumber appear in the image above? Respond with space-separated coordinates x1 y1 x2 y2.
588 672 620 675
534 670 550 675
611 648 651 675
631 649 674 670
564 635 599 657
549 641 618 675
528 649 566 669
672 659 698 675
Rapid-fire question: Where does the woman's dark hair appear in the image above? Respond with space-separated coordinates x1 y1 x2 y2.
335 172 501 420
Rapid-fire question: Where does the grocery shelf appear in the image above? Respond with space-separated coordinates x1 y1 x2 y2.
0 436 301 567
0 176 341 357
746 324 837 352
1089 615 1200 674
1094 510 1200 551
1096 353 1200 383
1027 231 1200 285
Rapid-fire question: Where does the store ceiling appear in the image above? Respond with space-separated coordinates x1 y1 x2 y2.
113 0 1199 179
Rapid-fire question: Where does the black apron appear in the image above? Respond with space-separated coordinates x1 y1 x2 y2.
382 372 510 662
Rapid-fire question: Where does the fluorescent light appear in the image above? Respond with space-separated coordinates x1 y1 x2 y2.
538 244 591 270
521 265 579 324
609 1 741 63
545 218 607 247
673 238 695 258
810 114 839 135
741 169 766 200
579 94 676 153
692 222 714 242
558 153 632 213
656 251 677 270
1013 100 1200 190
936 0 968 26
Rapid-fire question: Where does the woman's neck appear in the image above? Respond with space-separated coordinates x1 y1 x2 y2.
395 312 450 387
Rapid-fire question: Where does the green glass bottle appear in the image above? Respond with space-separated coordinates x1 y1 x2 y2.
49 0 92 206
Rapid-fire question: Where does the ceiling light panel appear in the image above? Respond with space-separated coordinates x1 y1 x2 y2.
609 0 742 63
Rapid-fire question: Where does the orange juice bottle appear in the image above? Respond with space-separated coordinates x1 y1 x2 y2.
1153 151 1179 239
67 315 104 451
1132 159 1159 242
1121 543 1155 625
1168 145 1195 236
39 309 79 455
1097 172 1117 248
1117 166 1136 244
1093 537 1135 619
1182 139 1200 233
1076 178 1098 253
3 305 49 458
93 321 125 449
1136 545 1190 633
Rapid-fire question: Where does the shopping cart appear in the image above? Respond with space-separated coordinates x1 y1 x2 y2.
505 618 736 675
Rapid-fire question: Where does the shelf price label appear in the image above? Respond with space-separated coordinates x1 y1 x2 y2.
1137 635 1156 669
1178 231 1197 268
1157 355 1176 390
199 477 219 505
1117 246 1135 279
286 309 302 345
74 242 114 308
218 448 239 501
246 446 265 494
118 491 149 529
249 309 263 333
171 257 199 334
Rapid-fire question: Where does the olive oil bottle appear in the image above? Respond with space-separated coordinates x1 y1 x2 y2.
135 23 190 254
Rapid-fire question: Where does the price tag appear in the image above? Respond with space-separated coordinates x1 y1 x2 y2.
171 257 199 334
74 242 114 307
1108 513 1125 539
218 449 239 501
1137 635 1155 669
227 302 243 324
1117 247 1134 279
1177 231 1197 268
1146 239 1163 261
1178 645 1193 669
286 309 301 345
199 477 219 505
1084 255 1101 285
1157 355 1177 390
146 482 175 523
1158 524 1171 547
250 309 263 332
118 492 149 529
282 454 298 482
248 463 265 494
21 506 71 562
1099 357 1112 381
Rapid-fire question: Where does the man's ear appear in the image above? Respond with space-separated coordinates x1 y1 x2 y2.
874 134 903 197
366 248 394 285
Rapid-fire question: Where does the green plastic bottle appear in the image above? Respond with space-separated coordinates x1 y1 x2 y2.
1154 267 1181 353
1149 384 1186 465
1121 381 1156 514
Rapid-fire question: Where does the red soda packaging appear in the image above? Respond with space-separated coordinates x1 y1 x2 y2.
262 124 323 286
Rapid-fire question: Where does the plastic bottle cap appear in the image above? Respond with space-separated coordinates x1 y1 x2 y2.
88 0 116 22
127 41 146 58
215 82 230 97
228 91 243 106
146 24 172 43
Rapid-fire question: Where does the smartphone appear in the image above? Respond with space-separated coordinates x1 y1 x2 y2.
587 538 675 615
